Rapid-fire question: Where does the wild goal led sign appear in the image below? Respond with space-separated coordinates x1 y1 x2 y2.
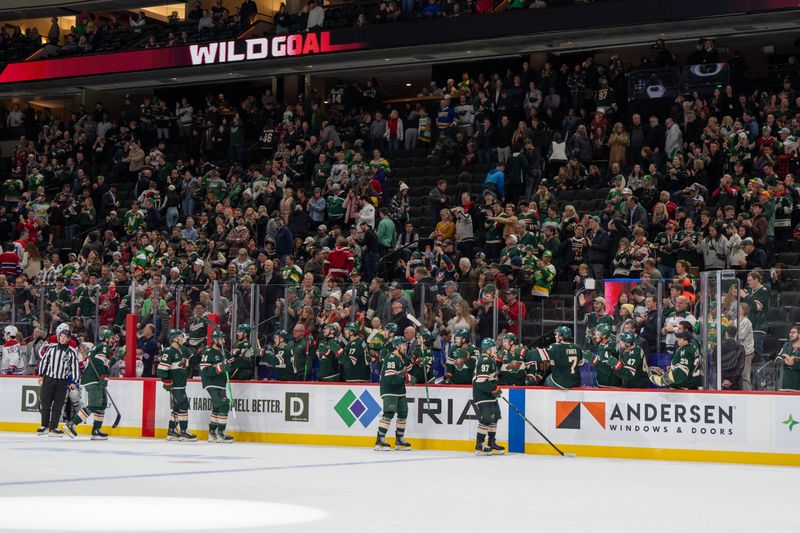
0 31 366 84
189 33 360 65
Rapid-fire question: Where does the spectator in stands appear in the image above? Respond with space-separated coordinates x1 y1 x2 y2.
720 325 745 390
307 0 325 30
48 17 60 45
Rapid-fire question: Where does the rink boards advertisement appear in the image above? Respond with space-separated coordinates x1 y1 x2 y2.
1 376 799 465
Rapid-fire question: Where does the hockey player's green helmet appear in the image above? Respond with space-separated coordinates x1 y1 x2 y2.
503 332 518 344
555 326 573 340
385 322 399 335
168 329 184 342
595 323 613 338
619 332 636 345
344 322 361 333
211 329 225 341
454 329 471 341
388 337 406 351
237 324 252 334
421 330 435 343
98 327 114 340
274 329 290 341
481 338 497 351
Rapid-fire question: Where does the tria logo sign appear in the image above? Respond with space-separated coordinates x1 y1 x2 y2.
334 390 381 428
556 401 605 429
189 31 367 66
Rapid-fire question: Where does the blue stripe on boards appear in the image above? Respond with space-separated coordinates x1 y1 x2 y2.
507 388 525 453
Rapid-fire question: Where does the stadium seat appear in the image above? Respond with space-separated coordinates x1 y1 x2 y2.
767 306 787 322
780 292 800 307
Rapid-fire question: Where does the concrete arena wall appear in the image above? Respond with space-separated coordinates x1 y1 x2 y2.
1 376 799 466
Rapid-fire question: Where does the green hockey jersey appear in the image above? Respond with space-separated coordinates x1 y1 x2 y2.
533 342 583 389
199 346 227 389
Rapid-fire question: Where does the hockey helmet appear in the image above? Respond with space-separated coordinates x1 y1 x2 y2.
385 322 399 335
388 337 406 351
274 329 290 342
237 324 252 334
98 327 113 340
503 332 518 344
4 325 18 338
595 323 613 338
56 323 70 336
168 329 184 342
481 338 497 351
211 329 226 341
619 332 636 346
420 331 435 343
344 322 361 334
555 326 573 340
454 329 471 342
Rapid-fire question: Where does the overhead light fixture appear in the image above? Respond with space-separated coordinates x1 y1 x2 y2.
385 58 391 61
466 50 472 54
405 83 412 87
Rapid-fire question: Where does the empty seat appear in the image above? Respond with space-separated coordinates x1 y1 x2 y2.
767 306 787 322
780 292 800 306
768 322 792 340
776 253 799 265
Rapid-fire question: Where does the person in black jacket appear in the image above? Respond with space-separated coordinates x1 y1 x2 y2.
720 325 745 390
586 216 610 280
359 220 380 282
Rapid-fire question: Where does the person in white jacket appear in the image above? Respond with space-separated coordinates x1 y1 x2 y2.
737 302 755 390
1 325 24 375
307 0 325 30
664 117 684 158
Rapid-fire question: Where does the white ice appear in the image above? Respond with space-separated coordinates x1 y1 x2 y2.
0 431 794 533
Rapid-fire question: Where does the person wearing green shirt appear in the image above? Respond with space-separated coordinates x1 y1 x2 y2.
609 332 650 388
531 326 583 389
157 329 198 441
375 337 411 451
317 323 343 382
648 330 702 389
586 323 620 387
376 208 397 254
229 324 255 381
472 338 505 456
124 202 145 236
446 329 478 384
200 331 234 443
777 325 800 391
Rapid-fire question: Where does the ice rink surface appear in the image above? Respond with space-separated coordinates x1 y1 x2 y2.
0 431 795 533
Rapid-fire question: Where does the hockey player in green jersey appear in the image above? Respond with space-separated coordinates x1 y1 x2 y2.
775 325 800 391
200 330 234 443
228 324 255 380
584 297 614 350
586 323 621 387
375 337 412 451
63 327 122 440
648 330 701 389
157 329 198 442
532 326 583 389
260 330 295 381
446 329 477 384
408 331 434 385
317 323 343 382
498 333 527 386
609 332 650 388
378 323 399 361
339 322 371 382
472 338 505 456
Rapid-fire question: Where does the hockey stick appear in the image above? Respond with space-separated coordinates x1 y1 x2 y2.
84 354 122 429
500 396 575 458
224 362 237 419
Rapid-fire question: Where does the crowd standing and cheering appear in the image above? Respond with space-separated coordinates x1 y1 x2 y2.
0 34 799 425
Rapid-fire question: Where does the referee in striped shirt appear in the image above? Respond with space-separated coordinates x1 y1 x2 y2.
37 327 80 436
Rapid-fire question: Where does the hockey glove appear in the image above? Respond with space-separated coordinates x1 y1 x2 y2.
163 380 173 391
491 385 502 398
